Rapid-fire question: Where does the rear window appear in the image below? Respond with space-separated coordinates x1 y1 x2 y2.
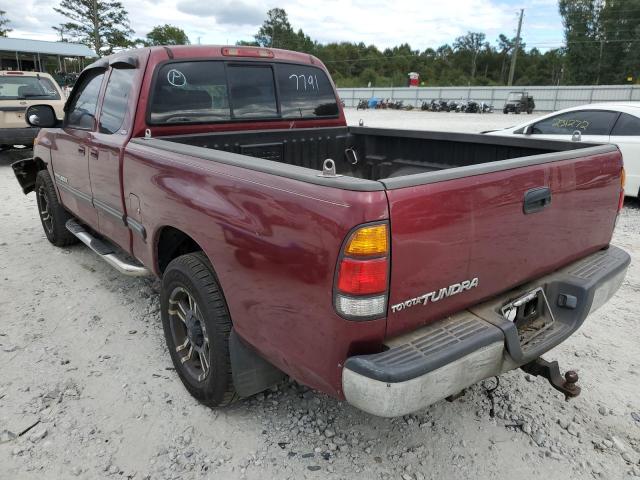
149 62 230 124
276 64 339 118
148 61 338 125
227 64 277 118
0 75 60 100
611 112 640 136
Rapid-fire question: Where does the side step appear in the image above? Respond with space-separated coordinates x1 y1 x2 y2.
65 219 151 277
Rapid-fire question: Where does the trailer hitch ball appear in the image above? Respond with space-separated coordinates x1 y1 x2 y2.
521 358 581 401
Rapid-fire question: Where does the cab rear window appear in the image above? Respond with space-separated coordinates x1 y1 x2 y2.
148 61 338 125
0 75 60 100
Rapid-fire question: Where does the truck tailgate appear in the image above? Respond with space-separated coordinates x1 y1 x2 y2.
384 148 622 336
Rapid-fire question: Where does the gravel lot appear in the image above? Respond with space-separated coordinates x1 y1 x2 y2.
1 112 639 480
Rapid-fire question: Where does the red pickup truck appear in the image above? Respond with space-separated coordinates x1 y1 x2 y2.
13 46 629 417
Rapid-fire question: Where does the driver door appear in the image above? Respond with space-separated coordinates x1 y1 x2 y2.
50 69 106 231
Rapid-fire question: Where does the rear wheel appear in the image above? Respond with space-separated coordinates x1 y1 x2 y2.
161 252 237 407
35 170 78 247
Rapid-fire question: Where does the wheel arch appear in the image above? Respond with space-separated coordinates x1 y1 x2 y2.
155 225 207 275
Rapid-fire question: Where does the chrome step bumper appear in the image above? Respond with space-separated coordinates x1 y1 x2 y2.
343 245 630 417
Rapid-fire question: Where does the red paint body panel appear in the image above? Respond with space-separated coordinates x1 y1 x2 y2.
123 141 388 395
385 151 622 336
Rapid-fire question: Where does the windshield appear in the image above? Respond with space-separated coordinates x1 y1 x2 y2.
507 92 524 101
0 76 61 101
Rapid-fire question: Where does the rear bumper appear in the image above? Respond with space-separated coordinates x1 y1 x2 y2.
0 127 38 146
342 245 630 417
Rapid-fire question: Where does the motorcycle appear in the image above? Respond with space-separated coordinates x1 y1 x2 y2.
480 102 494 114
465 100 480 113
356 99 368 110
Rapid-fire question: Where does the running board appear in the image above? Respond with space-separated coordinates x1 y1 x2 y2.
65 219 151 277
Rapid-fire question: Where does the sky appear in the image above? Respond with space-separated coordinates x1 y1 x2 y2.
0 0 565 52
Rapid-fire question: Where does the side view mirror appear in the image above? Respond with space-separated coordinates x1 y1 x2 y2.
25 105 59 128
523 125 533 135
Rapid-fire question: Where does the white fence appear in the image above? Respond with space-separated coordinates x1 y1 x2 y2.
337 85 640 111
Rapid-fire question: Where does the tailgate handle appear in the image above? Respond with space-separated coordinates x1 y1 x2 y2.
524 187 552 214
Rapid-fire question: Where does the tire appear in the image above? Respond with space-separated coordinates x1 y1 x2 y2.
161 252 237 407
35 170 78 247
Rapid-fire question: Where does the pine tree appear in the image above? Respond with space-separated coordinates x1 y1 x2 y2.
0 10 11 37
53 0 133 56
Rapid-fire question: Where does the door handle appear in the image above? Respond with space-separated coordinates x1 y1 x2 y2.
77 146 86 155
89 148 99 158
523 187 552 214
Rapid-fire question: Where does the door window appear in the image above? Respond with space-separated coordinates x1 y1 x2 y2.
611 112 640 136
99 68 136 134
532 110 619 135
66 71 105 130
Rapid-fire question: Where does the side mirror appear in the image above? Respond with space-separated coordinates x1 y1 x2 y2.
25 105 59 128
523 125 533 135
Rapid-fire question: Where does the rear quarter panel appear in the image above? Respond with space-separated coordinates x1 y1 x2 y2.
123 143 389 397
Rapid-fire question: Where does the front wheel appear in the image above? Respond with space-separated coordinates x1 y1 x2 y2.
161 252 237 407
35 170 78 247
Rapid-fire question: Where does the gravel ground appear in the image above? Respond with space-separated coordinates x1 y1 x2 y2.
344 108 546 132
1 113 639 480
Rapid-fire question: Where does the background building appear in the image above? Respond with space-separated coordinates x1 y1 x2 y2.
0 37 95 86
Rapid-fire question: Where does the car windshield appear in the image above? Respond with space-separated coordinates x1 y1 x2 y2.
507 92 524 101
0 75 61 100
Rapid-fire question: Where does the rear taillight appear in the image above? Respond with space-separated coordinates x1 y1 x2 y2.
334 223 389 319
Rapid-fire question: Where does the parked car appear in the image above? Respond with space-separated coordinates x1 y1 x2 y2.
0 70 65 148
12 46 629 417
503 91 535 114
485 103 640 198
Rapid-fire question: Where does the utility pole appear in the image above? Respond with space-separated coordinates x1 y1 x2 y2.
508 9 524 86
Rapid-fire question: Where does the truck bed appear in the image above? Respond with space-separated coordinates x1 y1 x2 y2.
134 126 610 187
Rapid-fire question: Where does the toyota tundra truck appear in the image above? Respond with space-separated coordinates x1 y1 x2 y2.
12 46 629 417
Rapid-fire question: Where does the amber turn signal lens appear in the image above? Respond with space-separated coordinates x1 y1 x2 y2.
621 167 626 189
345 224 388 256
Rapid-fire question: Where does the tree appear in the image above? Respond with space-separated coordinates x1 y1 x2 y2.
142 24 190 46
0 10 11 37
255 8 297 49
453 32 488 79
559 0 600 84
53 0 133 56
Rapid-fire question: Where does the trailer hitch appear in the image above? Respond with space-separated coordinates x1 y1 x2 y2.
521 357 581 401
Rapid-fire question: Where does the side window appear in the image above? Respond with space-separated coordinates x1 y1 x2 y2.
99 68 136 134
611 113 640 136
149 61 230 124
276 65 339 118
532 110 619 136
66 71 105 130
227 65 277 118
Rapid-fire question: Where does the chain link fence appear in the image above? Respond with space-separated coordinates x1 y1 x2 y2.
337 85 640 111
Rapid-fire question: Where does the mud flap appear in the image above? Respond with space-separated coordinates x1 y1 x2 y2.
229 329 285 398
11 158 39 194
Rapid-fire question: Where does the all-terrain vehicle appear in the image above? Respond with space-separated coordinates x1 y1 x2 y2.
503 91 535 114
